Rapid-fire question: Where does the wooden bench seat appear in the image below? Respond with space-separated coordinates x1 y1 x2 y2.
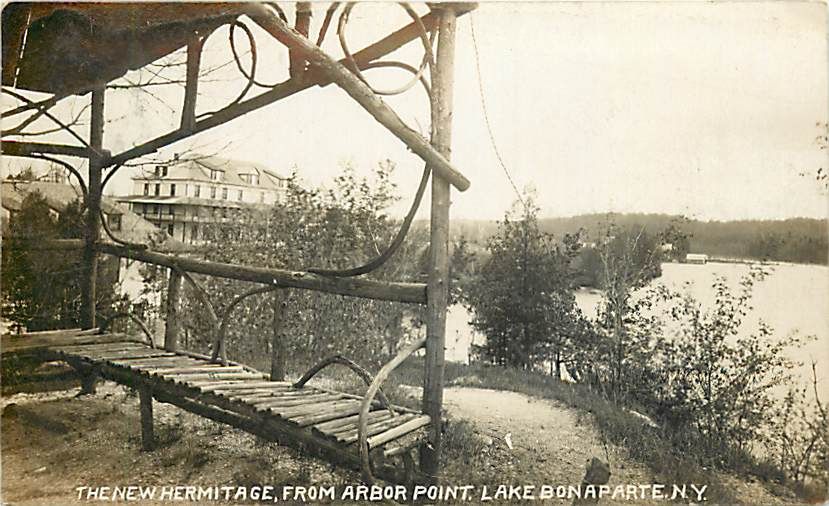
1 329 430 484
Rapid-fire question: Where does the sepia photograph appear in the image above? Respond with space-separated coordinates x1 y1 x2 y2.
0 1 826 504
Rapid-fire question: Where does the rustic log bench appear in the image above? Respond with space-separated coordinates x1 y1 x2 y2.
1 328 431 485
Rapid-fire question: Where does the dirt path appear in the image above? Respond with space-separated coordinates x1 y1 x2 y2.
441 386 656 505
437 386 796 506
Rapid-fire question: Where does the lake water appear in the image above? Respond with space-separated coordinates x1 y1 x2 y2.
445 262 829 400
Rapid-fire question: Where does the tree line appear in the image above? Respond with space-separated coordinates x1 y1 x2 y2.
444 213 828 265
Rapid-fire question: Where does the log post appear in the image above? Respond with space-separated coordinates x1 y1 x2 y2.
181 34 204 131
270 290 287 381
420 6 457 480
80 86 105 328
164 268 183 351
79 366 99 395
290 2 312 78
138 387 155 451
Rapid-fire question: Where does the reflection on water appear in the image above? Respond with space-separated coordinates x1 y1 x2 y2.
446 262 829 399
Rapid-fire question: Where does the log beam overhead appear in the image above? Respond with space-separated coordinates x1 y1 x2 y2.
99 6 472 192
0 140 104 159
246 3 470 192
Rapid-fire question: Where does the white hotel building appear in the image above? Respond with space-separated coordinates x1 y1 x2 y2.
117 155 288 244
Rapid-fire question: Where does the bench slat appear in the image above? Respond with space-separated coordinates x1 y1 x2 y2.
366 415 431 449
340 414 419 444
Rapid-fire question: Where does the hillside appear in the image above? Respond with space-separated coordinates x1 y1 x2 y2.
427 214 827 265
1 370 798 505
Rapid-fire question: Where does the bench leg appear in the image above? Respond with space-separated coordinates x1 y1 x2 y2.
139 387 155 451
78 367 99 395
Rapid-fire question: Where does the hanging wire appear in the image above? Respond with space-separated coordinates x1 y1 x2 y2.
469 15 526 210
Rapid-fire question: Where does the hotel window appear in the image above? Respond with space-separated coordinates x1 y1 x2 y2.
210 186 217 199
143 183 149 195
154 184 160 196
167 224 174 236
170 184 176 196
241 174 260 185
194 185 201 198
222 187 228 200
238 189 243 201
259 191 265 203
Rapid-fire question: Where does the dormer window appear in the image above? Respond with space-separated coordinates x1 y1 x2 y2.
240 173 259 185
210 169 223 181
155 166 168 177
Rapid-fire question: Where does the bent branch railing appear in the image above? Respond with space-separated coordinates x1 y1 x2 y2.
294 355 396 416
98 312 155 348
358 337 427 484
215 285 282 364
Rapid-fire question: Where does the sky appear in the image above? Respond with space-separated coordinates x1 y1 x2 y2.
2 1 827 222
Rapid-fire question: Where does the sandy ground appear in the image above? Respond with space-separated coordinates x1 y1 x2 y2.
0 382 799 505
444 387 654 501
439 386 797 506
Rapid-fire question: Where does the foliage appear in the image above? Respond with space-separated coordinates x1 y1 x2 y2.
570 261 827 496
766 368 829 493
153 161 428 370
463 200 585 373
567 223 669 400
484 215 825 498
646 269 803 459
1 192 123 331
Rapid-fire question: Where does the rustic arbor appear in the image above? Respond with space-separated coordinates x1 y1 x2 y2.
2 2 474 483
